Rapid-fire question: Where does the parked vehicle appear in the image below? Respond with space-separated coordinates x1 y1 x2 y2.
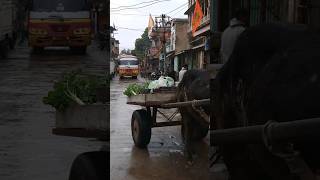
28 0 92 53
117 55 139 79
0 0 16 58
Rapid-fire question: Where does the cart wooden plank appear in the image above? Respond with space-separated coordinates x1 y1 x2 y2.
127 92 177 106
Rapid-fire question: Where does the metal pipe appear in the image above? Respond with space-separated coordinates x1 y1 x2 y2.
161 99 210 108
211 117 320 145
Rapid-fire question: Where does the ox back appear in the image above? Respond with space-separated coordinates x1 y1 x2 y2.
212 23 320 179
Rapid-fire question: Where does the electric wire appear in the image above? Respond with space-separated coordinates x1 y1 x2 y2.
111 13 151 17
111 3 187 17
110 0 171 11
171 5 188 17
116 26 146 32
111 0 170 10
166 2 188 15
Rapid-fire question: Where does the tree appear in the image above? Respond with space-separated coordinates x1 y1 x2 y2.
120 49 127 54
134 28 151 60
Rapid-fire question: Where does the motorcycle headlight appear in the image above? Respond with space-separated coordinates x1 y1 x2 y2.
29 28 48 35
73 28 90 35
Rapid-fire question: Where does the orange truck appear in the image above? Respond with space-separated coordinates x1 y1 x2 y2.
28 0 91 53
117 55 140 79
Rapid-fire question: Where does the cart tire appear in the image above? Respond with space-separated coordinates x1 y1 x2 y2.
181 121 208 141
131 109 151 148
69 151 108 180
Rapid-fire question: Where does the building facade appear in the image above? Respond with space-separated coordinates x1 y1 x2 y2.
165 18 190 76
185 0 211 70
146 15 171 74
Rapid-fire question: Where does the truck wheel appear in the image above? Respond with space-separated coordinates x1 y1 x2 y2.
181 120 208 141
33 47 44 54
132 76 138 79
69 151 108 180
71 46 87 55
131 109 152 148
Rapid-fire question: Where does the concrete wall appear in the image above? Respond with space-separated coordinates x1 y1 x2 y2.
174 21 190 53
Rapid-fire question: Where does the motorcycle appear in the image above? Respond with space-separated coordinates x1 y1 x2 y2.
150 71 162 80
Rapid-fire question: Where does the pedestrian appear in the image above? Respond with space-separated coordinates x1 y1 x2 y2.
178 64 188 82
220 8 249 64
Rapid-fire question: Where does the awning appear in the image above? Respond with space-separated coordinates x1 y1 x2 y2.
166 51 175 58
193 24 210 37
175 49 191 56
192 43 205 50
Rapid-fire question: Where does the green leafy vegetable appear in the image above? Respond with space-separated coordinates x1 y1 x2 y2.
43 70 110 111
123 82 149 97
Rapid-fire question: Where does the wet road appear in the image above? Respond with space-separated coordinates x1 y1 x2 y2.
0 43 107 180
110 76 209 180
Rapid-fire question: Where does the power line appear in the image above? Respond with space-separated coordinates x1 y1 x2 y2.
166 2 188 15
111 0 170 10
111 13 151 17
110 0 171 11
171 5 188 17
116 26 146 32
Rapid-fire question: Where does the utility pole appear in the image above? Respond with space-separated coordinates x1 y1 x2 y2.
154 14 171 74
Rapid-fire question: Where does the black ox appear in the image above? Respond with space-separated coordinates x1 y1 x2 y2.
176 69 210 161
212 23 320 180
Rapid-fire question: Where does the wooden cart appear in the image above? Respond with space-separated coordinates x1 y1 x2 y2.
127 88 210 148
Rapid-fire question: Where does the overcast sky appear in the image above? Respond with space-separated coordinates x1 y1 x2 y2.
110 0 188 50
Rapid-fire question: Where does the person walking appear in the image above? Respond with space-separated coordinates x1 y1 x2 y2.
220 8 249 64
178 64 188 82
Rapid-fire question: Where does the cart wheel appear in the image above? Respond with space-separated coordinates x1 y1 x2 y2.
131 109 151 148
69 151 108 180
181 121 208 141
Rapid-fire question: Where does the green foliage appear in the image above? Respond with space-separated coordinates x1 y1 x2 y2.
120 49 132 55
134 28 151 60
43 70 110 111
123 82 149 97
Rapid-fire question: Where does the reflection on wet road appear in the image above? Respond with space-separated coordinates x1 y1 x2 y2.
110 76 209 180
0 44 107 180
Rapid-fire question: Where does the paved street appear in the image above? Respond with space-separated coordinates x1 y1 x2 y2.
0 43 107 180
110 76 209 180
